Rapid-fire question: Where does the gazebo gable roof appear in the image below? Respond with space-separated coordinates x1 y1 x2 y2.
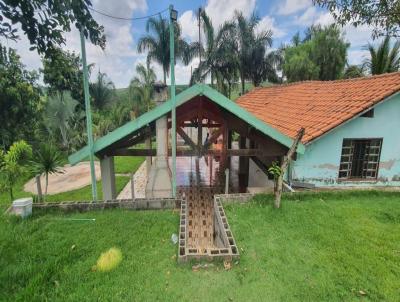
69 84 305 165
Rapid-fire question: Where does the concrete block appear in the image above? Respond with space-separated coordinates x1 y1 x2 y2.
11 198 32 218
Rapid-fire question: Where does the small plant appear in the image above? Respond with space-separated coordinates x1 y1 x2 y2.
268 161 282 182
0 140 32 201
30 143 64 201
93 247 122 272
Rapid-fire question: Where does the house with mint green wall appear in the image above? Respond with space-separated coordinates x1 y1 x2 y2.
236 72 400 187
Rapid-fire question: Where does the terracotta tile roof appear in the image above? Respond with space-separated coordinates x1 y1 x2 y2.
236 72 400 144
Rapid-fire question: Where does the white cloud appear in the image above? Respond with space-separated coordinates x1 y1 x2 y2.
293 6 319 26
256 16 286 38
179 11 198 41
205 0 256 28
277 0 311 16
347 49 369 65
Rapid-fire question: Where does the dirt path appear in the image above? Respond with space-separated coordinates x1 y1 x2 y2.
117 161 147 199
24 162 101 195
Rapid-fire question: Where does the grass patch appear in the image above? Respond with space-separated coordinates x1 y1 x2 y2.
114 156 144 174
45 176 130 202
1 191 399 301
0 176 130 205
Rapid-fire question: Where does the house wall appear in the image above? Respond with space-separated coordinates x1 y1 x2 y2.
292 93 400 186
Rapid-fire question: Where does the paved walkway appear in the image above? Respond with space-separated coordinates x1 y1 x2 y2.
117 161 147 199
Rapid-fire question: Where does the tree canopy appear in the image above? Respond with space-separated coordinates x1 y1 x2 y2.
283 25 349 82
314 0 400 38
364 36 400 75
0 45 42 149
0 0 106 57
41 48 85 107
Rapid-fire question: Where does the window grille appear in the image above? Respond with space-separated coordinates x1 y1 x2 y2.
338 138 382 180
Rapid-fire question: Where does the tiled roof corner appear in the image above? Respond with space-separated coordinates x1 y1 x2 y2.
236 72 400 144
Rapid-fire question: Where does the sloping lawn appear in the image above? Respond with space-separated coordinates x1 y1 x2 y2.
0 176 130 205
0 191 399 301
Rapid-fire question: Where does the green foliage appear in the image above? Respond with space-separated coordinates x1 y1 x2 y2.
314 0 400 38
267 161 282 180
364 36 400 75
343 65 365 79
284 25 349 82
0 0 105 56
41 48 85 107
129 60 156 116
283 44 320 82
89 71 115 110
0 140 32 201
0 191 399 300
30 143 64 199
0 45 42 149
138 15 196 83
44 92 79 150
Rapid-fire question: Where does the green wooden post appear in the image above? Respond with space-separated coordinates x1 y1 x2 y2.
80 30 98 201
169 5 177 198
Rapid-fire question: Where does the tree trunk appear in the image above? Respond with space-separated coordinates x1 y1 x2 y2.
240 71 245 95
44 173 48 202
163 69 167 85
274 163 284 208
274 128 305 208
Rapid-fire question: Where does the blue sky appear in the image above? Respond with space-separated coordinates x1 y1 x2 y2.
1 0 376 87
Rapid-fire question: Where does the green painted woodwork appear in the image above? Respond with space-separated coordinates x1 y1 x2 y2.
169 5 177 198
80 30 97 200
69 84 305 165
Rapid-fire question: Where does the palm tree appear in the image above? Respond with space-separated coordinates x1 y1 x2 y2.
89 71 115 110
365 37 400 75
190 11 237 95
31 143 64 201
235 12 272 94
44 92 78 151
129 59 156 116
137 15 196 84
0 140 32 201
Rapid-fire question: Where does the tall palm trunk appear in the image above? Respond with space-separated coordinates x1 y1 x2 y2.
44 173 48 202
240 70 245 95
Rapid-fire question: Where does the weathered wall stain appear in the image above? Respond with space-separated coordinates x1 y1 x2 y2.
379 159 396 170
315 163 338 170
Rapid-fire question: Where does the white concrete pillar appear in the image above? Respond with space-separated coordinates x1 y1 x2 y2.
145 83 172 198
145 137 152 175
100 156 116 200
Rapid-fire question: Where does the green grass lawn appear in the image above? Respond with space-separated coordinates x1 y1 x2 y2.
0 176 130 205
0 156 144 205
114 156 144 174
1 191 399 301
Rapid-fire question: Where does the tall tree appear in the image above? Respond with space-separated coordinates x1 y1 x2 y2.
129 60 156 116
89 71 115 110
309 25 349 81
0 45 42 149
190 11 236 89
0 0 105 56
41 48 86 107
44 92 78 151
137 15 196 84
364 36 400 75
235 12 273 94
314 0 400 38
283 25 349 82
0 140 32 201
